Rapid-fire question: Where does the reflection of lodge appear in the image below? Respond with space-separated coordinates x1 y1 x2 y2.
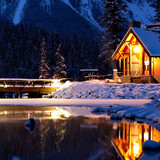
112 121 160 160
112 22 160 83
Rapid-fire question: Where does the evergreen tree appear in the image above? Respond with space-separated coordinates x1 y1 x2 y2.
53 44 67 79
100 0 127 73
39 37 50 79
154 0 160 23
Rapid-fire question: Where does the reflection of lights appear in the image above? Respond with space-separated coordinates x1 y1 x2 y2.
133 142 140 156
4 85 7 88
134 46 141 53
28 113 31 118
51 108 70 119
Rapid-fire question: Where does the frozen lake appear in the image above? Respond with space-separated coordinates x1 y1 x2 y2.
0 107 159 160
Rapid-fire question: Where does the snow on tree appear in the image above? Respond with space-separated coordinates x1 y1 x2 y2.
53 44 67 79
99 0 127 73
39 37 50 79
153 0 160 23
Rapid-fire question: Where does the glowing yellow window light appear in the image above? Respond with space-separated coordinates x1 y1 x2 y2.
144 131 149 140
134 46 141 53
133 142 140 157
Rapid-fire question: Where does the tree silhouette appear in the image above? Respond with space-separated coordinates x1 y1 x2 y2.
39 37 50 79
53 44 67 79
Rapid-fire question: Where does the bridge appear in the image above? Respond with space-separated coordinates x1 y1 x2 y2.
0 78 62 98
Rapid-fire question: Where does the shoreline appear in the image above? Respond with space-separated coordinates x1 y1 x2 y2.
0 98 150 107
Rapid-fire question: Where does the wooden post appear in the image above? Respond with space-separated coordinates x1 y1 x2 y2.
153 57 154 76
15 93 18 98
43 81 45 87
130 46 132 75
3 81 6 87
149 56 151 75
142 51 145 75
123 122 125 140
149 126 151 140
142 125 144 144
119 59 121 72
113 69 118 82
123 58 125 75
20 93 22 98
32 82 34 87
127 57 130 75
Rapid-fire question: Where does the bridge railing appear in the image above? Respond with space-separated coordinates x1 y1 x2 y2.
0 78 66 88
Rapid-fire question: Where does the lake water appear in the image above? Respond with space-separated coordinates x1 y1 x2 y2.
0 107 160 160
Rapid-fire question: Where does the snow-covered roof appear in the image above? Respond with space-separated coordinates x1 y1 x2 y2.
112 27 160 59
132 27 160 56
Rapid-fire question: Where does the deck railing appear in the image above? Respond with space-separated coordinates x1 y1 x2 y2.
0 78 65 88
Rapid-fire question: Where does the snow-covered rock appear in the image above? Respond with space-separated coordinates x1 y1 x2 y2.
25 117 36 133
125 113 136 119
143 140 160 150
91 107 107 113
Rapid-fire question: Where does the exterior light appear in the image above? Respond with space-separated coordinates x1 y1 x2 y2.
145 60 149 65
3 111 7 115
51 79 61 87
134 46 141 53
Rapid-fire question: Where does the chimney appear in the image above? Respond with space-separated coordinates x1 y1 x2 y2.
129 21 141 28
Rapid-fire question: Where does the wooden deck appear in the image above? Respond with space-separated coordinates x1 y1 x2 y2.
0 78 61 98
121 75 160 83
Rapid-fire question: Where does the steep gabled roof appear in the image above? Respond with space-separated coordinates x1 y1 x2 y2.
112 27 160 59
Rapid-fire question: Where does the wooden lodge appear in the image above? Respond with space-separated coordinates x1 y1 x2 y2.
112 22 160 83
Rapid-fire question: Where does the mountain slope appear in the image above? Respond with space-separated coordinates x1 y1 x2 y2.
0 0 156 35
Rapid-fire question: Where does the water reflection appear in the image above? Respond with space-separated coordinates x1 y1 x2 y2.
0 106 70 120
0 108 159 160
0 112 118 160
112 121 160 160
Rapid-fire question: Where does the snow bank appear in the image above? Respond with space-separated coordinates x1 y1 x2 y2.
47 80 160 99
143 140 160 150
107 98 160 126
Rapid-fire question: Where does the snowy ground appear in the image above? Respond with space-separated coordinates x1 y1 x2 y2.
0 80 160 128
